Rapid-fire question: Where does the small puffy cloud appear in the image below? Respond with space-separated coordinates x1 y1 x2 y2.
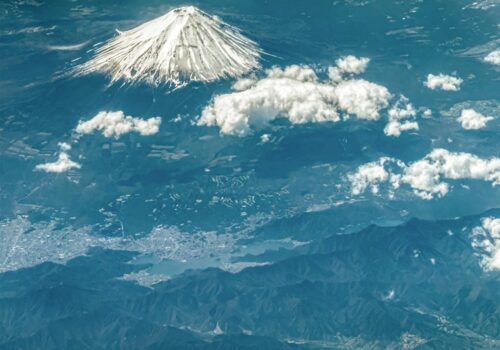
349 149 500 199
335 55 370 74
328 55 370 83
76 111 161 138
424 73 463 91
35 143 81 173
198 63 392 136
260 133 271 143
484 50 500 65
471 217 500 270
422 109 432 118
387 100 416 120
457 109 493 130
58 142 72 151
383 97 419 137
384 120 419 137
36 153 81 173
348 157 402 195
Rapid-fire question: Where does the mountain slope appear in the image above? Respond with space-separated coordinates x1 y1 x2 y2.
1 210 499 349
74 6 261 86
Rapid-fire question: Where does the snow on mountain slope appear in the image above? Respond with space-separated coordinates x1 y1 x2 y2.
74 6 261 86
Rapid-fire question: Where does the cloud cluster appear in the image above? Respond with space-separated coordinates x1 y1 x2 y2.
198 58 413 137
484 49 500 65
457 109 493 130
471 217 500 270
424 74 463 91
76 111 161 138
198 66 340 136
36 111 162 174
349 149 500 199
35 142 81 173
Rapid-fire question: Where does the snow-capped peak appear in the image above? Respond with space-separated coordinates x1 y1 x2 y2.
74 6 261 86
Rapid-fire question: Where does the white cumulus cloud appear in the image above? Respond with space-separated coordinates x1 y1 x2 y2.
348 157 403 195
349 149 500 199
471 217 500 270
76 111 161 138
384 120 419 137
484 49 500 65
457 109 493 130
424 73 463 91
197 66 339 136
266 65 318 82
328 55 370 83
335 79 391 120
335 55 370 74
327 66 344 83
198 63 393 136
422 109 432 118
35 143 81 173
403 149 500 199
383 97 419 137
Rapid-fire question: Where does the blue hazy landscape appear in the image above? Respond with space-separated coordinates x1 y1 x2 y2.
0 0 499 349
